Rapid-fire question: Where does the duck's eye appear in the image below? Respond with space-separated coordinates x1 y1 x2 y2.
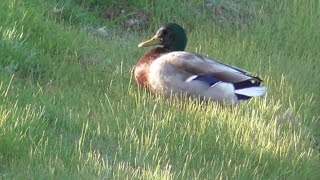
162 29 168 36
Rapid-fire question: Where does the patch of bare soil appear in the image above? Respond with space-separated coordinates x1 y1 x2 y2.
101 4 149 30
205 0 261 26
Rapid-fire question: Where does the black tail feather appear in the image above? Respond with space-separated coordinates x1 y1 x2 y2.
233 78 261 90
235 94 252 100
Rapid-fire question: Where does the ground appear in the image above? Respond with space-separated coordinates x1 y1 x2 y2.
0 0 319 179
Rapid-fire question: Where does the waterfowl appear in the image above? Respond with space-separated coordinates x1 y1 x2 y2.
134 23 267 104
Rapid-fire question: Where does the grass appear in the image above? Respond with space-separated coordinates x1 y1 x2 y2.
1 0 319 179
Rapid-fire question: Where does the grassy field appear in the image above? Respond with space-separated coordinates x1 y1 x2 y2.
1 0 319 179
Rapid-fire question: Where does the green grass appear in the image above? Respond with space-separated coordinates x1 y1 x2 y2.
1 0 319 179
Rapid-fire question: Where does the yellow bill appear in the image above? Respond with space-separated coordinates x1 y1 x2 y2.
138 34 161 47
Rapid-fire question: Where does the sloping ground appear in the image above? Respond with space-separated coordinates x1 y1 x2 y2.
0 0 319 179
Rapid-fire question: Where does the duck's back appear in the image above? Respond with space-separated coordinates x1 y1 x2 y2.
144 51 266 104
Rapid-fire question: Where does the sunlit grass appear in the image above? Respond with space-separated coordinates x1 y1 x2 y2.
0 0 319 179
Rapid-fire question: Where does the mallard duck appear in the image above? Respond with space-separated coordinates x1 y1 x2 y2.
134 23 267 104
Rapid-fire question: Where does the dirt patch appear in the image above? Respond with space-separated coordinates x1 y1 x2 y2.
100 4 150 30
205 0 260 26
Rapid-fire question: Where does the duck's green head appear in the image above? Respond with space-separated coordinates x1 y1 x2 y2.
138 23 187 51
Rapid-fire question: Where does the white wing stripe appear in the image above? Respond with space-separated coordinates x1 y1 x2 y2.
185 75 198 82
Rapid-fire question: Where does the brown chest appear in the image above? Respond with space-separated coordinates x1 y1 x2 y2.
134 48 169 87
134 62 149 87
